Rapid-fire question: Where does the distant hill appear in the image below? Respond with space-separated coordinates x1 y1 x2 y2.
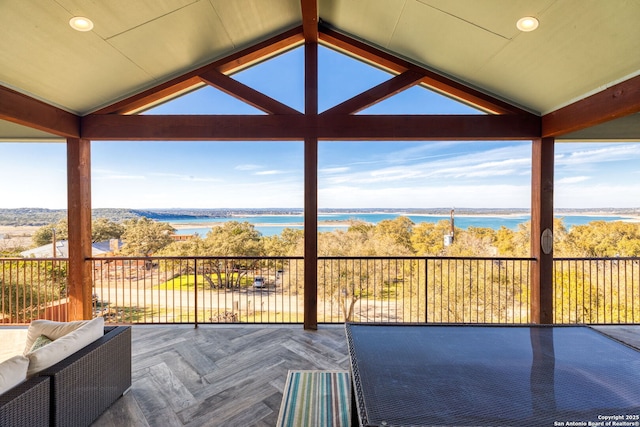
0 207 638 227
0 208 140 226
0 208 297 226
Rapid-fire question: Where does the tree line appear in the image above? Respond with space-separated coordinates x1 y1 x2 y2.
19 215 640 258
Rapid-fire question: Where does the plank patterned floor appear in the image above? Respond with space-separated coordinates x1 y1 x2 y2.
91 325 350 427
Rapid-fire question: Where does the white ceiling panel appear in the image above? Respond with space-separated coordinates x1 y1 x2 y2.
211 0 301 49
0 1 155 114
561 113 640 141
0 120 62 142
389 1 512 77
319 0 640 115
106 1 234 82
476 0 640 113
55 0 199 39
319 0 406 48
416 0 555 39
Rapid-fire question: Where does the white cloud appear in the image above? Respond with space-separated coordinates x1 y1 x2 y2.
555 183 640 208
235 164 262 171
92 167 147 181
149 172 221 182
556 144 640 166
187 176 222 182
379 142 462 164
149 172 184 178
432 158 527 179
322 145 530 185
96 174 147 180
557 176 590 184
320 167 350 174
255 170 284 175
320 184 531 208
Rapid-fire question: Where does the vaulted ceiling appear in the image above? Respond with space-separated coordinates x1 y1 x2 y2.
1 0 639 141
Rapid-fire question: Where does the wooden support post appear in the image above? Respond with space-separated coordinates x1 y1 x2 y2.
304 136 318 330
67 138 92 320
303 36 318 330
530 137 554 324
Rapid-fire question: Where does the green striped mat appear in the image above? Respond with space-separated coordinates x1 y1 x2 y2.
276 370 351 427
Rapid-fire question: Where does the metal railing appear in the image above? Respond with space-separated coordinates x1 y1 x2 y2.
318 257 532 323
2 256 639 325
0 258 68 323
91 256 302 325
554 257 640 323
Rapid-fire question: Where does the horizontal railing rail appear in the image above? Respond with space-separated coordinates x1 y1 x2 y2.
2 256 639 325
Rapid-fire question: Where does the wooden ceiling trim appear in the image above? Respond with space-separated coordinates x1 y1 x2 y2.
301 0 319 43
321 69 426 116
99 77 203 116
92 27 304 115
215 26 304 75
542 74 640 137
81 113 539 141
318 25 534 117
318 26 408 74
199 70 301 115
0 85 79 138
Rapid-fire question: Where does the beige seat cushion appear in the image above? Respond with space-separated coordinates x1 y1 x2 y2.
0 355 29 394
25 317 104 377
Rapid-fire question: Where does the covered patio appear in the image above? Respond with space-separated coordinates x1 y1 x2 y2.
2 2 640 426
1 1 639 327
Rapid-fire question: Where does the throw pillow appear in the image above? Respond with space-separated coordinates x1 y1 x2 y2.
26 317 104 377
29 335 54 353
24 318 96 355
0 355 29 394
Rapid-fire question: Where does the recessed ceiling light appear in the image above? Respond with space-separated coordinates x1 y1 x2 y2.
516 16 539 32
69 16 94 32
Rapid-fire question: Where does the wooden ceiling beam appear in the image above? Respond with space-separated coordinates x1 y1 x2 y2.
81 113 539 141
301 0 319 43
81 115 307 140
317 114 540 140
321 69 426 116
199 70 301 115
319 25 534 117
93 27 304 115
0 85 79 137
542 74 640 137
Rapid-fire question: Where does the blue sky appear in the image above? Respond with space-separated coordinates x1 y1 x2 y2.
1 46 639 210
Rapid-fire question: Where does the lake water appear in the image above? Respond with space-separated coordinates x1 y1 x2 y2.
170 213 638 237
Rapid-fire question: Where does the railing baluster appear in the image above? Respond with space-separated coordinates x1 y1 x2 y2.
194 257 198 328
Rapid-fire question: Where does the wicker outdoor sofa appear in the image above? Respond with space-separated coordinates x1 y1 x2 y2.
0 325 131 427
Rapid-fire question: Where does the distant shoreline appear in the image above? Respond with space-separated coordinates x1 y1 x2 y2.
170 220 359 230
2 210 639 237
169 212 640 231
3 213 640 248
